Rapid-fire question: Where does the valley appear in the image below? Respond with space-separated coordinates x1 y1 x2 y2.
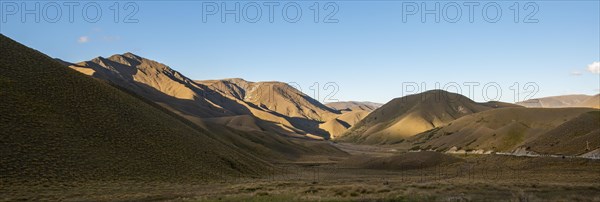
1 34 599 201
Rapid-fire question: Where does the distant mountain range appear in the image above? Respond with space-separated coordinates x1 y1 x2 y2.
70 52 351 158
326 101 383 112
69 53 338 138
517 94 599 108
68 53 388 141
66 51 600 157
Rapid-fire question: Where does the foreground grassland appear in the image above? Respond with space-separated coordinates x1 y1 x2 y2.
2 154 599 201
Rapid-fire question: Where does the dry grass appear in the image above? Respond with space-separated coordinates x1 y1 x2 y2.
2 154 599 201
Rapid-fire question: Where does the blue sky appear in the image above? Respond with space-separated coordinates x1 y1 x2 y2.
1 1 599 104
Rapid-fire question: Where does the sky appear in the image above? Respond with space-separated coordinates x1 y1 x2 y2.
1 1 599 104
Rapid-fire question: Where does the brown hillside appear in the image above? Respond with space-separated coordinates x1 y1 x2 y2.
340 90 520 144
0 34 268 183
409 108 599 155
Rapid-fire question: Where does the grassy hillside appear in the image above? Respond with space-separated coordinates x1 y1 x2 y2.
523 110 600 155
0 34 268 183
340 90 521 144
409 108 599 154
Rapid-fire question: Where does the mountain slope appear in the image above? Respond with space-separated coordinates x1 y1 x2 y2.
70 53 249 118
67 53 350 159
152 102 348 161
516 94 592 108
339 90 522 144
579 94 600 108
409 108 599 155
197 78 341 137
320 110 372 139
337 110 371 126
319 118 350 139
523 110 600 155
70 57 341 138
197 78 340 121
319 102 381 139
0 34 268 183
326 101 382 112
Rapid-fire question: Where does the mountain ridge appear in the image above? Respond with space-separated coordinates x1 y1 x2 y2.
0 34 270 182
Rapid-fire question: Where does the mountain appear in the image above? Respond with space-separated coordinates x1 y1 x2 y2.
522 110 599 155
320 109 372 139
516 94 592 108
579 94 600 108
0 34 269 183
197 78 340 137
69 54 343 138
319 118 351 139
317 102 382 139
198 78 339 121
339 90 522 144
326 101 383 112
336 110 372 126
67 53 350 160
409 108 599 155
70 53 248 118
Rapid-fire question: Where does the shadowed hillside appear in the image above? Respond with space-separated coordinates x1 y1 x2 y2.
199 78 340 121
340 151 461 170
523 110 600 155
321 110 372 139
409 108 599 155
320 101 381 138
67 51 348 161
70 56 343 138
198 78 341 137
0 34 269 183
71 52 249 118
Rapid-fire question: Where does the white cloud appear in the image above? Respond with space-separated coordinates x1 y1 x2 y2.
570 71 582 76
77 36 89 43
587 61 600 74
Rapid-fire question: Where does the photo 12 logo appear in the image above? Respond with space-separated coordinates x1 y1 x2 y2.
401 82 540 103
201 1 339 23
1 1 139 23
401 1 539 23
